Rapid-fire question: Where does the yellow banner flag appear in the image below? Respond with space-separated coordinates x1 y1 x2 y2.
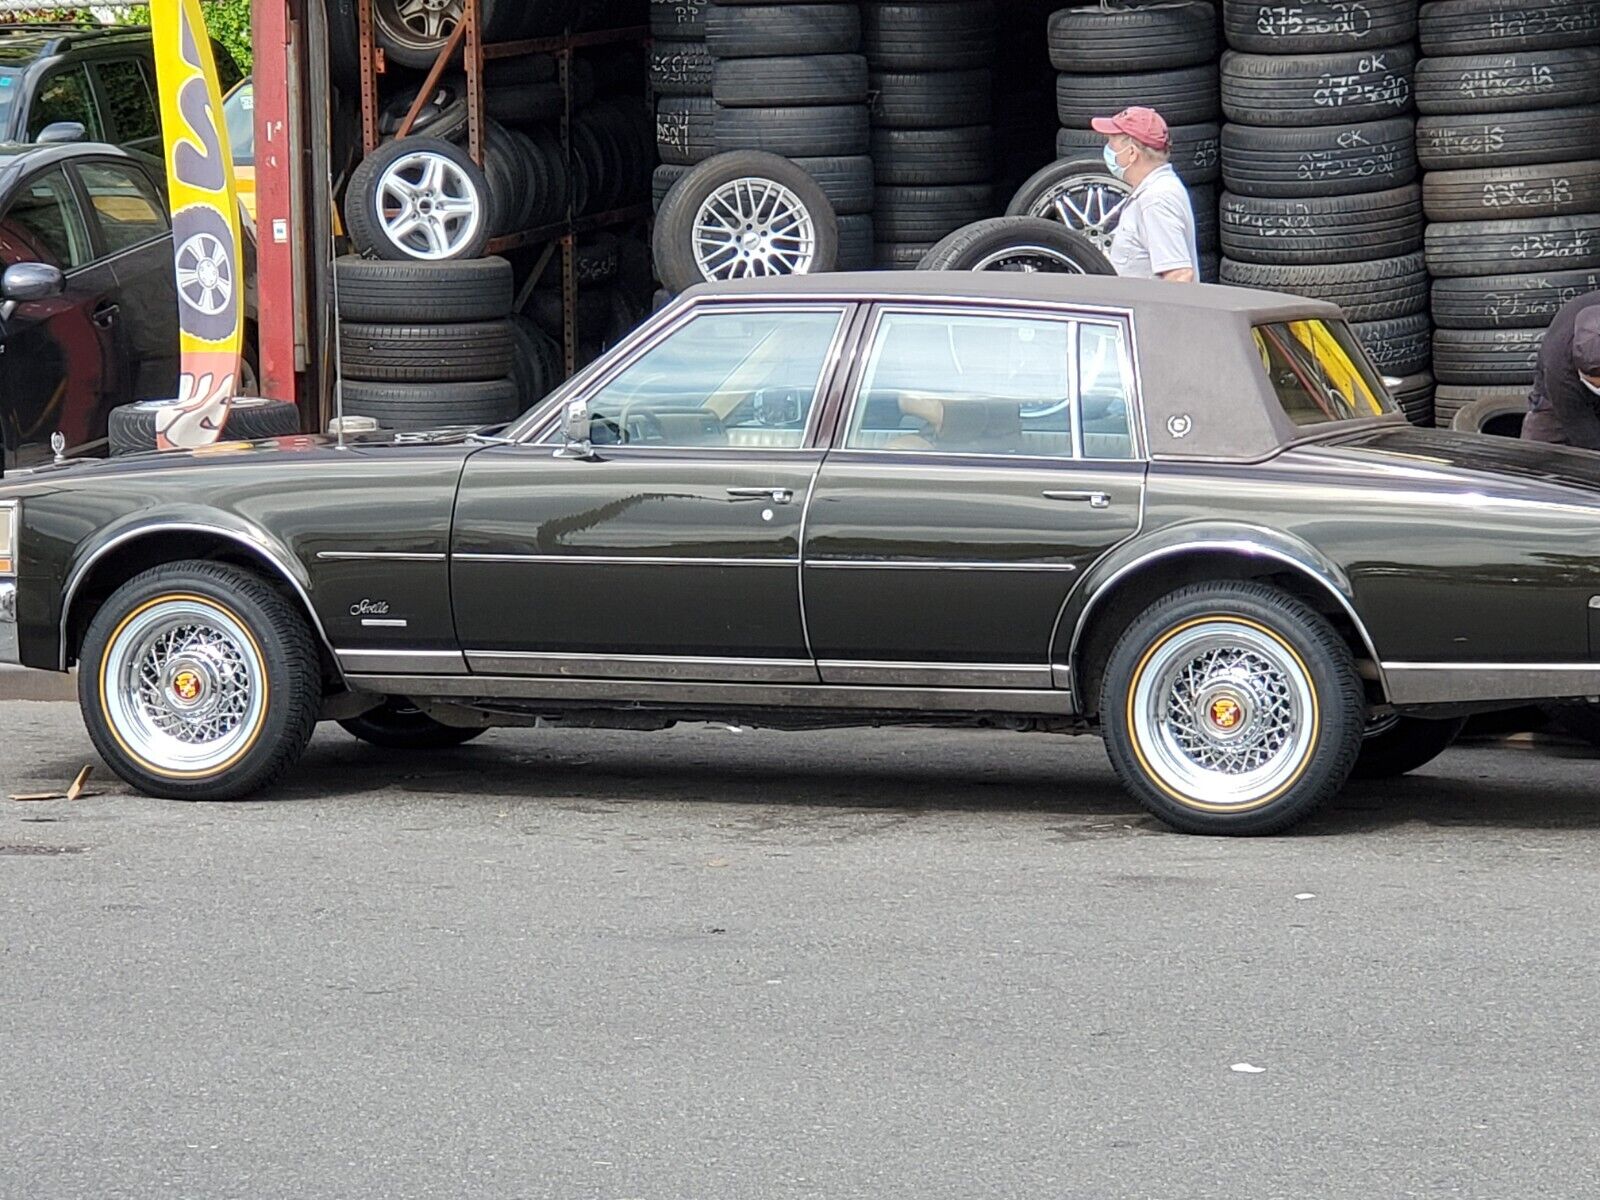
150 0 243 450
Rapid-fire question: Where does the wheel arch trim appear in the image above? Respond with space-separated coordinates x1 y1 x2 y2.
1061 528 1388 702
58 518 342 678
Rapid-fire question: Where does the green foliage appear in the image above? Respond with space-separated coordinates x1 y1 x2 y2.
122 1 255 74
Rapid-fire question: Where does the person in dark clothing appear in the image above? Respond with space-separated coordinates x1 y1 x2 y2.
1521 291 1600 448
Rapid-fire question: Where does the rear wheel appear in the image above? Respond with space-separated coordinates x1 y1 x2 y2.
339 700 486 750
1101 583 1365 835
78 562 321 800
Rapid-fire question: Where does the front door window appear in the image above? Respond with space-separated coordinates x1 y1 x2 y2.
581 307 845 450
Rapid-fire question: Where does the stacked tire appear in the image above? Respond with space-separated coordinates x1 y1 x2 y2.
651 0 715 201
862 0 997 269
1031 1 1219 278
1217 0 1430 422
706 0 874 270
1415 0 1600 429
335 257 522 433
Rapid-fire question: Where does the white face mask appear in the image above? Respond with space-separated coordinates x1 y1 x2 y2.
1582 374 1600 397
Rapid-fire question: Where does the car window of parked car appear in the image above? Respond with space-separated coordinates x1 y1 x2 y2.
223 80 253 167
1252 319 1396 427
95 59 160 146
75 161 167 254
0 167 89 269
575 307 846 449
27 66 103 142
844 309 1137 460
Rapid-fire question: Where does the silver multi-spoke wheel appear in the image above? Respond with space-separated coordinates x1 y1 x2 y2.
101 598 267 778
1025 169 1132 253
376 150 483 261
693 177 818 280
1130 620 1317 812
175 232 234 316
375 0 463 48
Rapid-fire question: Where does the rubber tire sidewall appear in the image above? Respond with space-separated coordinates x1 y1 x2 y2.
1100 583 1365 836
78 563 320 801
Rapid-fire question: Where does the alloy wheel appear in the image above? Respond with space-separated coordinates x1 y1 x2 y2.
1024 168 1132 253
692 177 818 281
375 150 484 260
374 0 463 50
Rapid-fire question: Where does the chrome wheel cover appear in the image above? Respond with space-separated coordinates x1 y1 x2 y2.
969 244 1092 273
375 0 462 48
102 599 267 777
693 177 817 280
1027 169 1132 253
1132 621 1317 811
376 151 482 260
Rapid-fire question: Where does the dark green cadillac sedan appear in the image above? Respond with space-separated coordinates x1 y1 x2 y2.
0 273 1593 834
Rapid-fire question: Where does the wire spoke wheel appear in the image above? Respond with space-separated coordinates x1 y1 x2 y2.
101 598 268 778
1026 169 1132 253
376 150 483 261
692 177 817 281
1131 620 1317 811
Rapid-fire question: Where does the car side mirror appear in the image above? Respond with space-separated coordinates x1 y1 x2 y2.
555 398 596 459
35 121 86 145
0 262 64 319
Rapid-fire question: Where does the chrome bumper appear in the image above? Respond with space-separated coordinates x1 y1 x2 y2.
0 581 17 664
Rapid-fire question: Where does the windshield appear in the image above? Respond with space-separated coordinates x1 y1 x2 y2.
223 80 252 166
1251 318 1396 428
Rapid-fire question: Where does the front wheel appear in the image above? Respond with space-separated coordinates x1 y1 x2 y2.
1101 583 1365 836
339 700 486 750
78 561 322 800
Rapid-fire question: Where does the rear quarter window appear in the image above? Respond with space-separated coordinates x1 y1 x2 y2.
1251 319 1396 427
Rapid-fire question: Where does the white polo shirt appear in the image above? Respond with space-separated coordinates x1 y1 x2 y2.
1107 163 1200 280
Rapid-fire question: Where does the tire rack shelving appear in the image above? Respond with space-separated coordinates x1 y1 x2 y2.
353 0 652 377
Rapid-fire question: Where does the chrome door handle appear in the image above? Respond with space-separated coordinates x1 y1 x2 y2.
726 487 794 504
1042 490 1111 509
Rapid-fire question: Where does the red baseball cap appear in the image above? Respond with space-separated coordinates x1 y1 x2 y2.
1091 106 1171 151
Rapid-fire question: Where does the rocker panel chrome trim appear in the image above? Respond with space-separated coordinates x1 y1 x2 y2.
345 674 1076 715
817 660 1052 688
1383 662 1600 705
336 648 468 675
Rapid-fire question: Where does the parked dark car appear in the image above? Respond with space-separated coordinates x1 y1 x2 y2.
1 273 1595 835
0 23 242 174
0 141 177 466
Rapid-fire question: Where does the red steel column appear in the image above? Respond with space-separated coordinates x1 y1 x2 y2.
251 0 299 405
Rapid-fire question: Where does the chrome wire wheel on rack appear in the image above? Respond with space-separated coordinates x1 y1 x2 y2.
692 177 818 280
1021 167 1131 253
376 150 484 261
100 598 268 779
1129 620 1317 813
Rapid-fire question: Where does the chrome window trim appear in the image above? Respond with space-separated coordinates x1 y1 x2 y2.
515 300 853 451
1064 537 1388 697
345 673 1076 716
59 521 341 674
454 553 797 567
834 303 1146 463
463 651 818 684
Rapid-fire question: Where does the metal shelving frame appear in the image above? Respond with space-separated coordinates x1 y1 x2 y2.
353 0 651 377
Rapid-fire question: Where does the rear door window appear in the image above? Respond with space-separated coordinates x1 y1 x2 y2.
27 66 103 141
95 59 160 147
75 160 168 255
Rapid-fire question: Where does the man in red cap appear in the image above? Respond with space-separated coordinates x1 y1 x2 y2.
1090 106 1199 283
1521 291 1600 447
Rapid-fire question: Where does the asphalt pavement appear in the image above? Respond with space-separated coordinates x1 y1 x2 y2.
3 697 1599 1199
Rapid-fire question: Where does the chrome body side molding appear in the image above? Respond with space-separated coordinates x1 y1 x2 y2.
462 651 818 684
818 660 1052 689
336 648 469 675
